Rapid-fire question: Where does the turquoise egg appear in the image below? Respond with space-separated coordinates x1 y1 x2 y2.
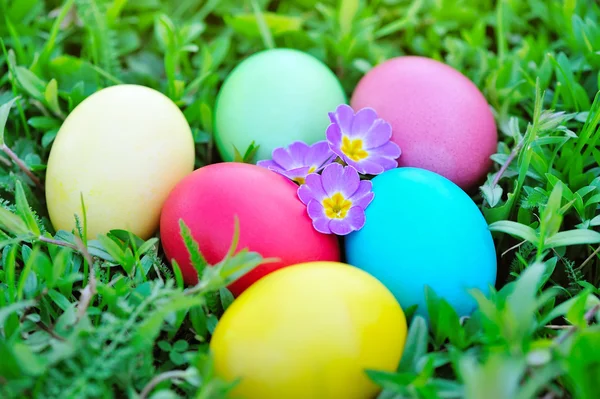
214 48 347 162
344 167 497 318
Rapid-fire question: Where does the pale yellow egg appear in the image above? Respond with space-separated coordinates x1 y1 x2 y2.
45 84 195 240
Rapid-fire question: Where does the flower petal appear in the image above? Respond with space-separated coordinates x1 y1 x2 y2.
350 108 378 139
307 199 326 219
320 163 344 196
297 173 327 204
326 123 343 151
271 146 296 169
329 219 354 235
350 180 375 209
287 141 311 162
282 166 312 181
353 159 385 176
363 119 393 149
367 156 398 172
257 159 283 172
345 206 367 230
305 141 336 170
271 141 309 169
338 165 360 198
369 141 402 159
306 200 332 234
312 217 332 234
329 104 354 134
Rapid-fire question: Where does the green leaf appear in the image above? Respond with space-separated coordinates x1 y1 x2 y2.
171 259 184 290
564 326 600 399
460 352 526 399
591 215 600 227
173 340 189 352
136 237 159 257
48 289 72 311
544 229 600 248
13 66 46 101
97 234 126 264
0 300 35 330
131 295 203 351
339 0 359 36
224 12 302 38
190 305 207 337
0 205 30 236
219 287 235 311
0 96 19 145
13 341 47 376
179 219 208 276
488 220 538 243
14 180 40 236
398 316 429 372
44 79 62 116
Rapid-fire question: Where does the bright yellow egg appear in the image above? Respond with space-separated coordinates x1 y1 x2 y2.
45 84 195 240
209 261 407 399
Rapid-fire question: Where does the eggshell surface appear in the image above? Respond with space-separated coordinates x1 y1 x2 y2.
214 48 347 162
350 56 497 190
209 261 407 399
45 84 195 240
345 167 497 318
159 162 340 296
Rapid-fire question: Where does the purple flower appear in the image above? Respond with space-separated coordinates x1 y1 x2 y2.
297 163 374 235
257 141 336 185
326 104 401 175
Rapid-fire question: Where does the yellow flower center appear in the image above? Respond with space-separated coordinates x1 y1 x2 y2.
322 192 352 219
292 166 316 185
341 136 368 161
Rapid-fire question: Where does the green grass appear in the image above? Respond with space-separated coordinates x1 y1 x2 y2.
1 0 600 398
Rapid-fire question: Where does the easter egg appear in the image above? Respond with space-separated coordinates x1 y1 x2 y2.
209 261 407 399
345 167 497 317
214 48 347 162
45 84 195 240
159 162 340 295
350 56 497 190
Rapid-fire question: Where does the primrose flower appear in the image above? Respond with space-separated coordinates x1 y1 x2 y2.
297 163 374 235
257 141 336 185
326 104 401 175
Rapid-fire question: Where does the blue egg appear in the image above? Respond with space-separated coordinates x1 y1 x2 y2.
345 167 497 318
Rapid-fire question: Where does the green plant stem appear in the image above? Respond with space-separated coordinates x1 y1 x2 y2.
555 304 600 345
73 235 97 323
38 235 78 250
36 0 77 71
492 138 525 188
139 370 189 399
577 245 600 271
1 143 43 191
251 0 275 49
0 153 11 167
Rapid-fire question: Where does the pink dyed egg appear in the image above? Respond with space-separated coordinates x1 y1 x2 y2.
350 56 497 190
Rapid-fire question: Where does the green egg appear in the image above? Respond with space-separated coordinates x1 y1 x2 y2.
214 48 347 162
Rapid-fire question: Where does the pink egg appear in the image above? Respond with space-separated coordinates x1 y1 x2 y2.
350 56 497 190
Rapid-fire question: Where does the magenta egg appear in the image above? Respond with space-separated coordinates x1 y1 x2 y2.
350 56 497 190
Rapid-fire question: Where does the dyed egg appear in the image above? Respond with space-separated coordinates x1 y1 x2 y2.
214 48 347 162
350 56 497 190
210 261 407 399
345 167 497 317
45 84 195 240
159 162 340 295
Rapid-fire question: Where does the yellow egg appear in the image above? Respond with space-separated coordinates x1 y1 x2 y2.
45 84 195 240
209 261 408 399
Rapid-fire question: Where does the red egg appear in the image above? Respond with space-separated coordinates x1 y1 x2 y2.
351 56 497 190
159 162 341 296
